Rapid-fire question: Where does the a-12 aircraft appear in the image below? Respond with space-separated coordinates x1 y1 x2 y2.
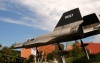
13 8 100 63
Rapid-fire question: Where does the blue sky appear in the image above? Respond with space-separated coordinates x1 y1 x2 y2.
0 0 100 47
0 21 48 46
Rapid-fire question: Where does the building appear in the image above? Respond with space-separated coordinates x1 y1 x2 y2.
21 48 32 59
21 44 56 59
66 42 100 54
86 43 100 54
66 46 73 51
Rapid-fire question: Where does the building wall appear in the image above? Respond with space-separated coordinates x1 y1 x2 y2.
21 44 56 59
66 46 73 51
66 42 100 54
21 48 32 59
38 45 56 55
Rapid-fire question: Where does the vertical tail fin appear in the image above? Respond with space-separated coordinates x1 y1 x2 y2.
81 13 100 33
54 8 83 31
81 13 100 28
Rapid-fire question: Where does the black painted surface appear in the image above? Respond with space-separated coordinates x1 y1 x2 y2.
55 8 82 28
81 13 99 26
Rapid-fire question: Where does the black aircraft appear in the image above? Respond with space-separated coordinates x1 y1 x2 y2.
13 8 100 63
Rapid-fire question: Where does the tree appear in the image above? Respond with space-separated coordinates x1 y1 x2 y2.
28 54 34 62
0 45 24 63
72 53 100 63
46 44 64 62
65 41 100 63
46 50 61 62
74 42 85 58
0 44 2 48
47 53 53 61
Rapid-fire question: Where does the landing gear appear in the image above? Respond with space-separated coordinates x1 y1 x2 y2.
80 39 90 60
36 47 42 63
57 43 66 63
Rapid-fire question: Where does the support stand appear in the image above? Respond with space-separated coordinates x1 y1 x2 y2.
80 39 90 60
36 47 42 63
57 43 66 63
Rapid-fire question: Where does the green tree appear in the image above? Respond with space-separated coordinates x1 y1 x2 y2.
46 44 64 62
65 41 100 63
47 53 53 61
71 41 85 58
0 44 2 48
0 45 23 63
72 54 100 63
28 54 34 62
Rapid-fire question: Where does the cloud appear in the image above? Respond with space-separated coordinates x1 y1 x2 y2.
0 17 41 27
0 0 8 11
0 0 100 31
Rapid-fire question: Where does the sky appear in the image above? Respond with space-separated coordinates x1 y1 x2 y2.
0 0 100 47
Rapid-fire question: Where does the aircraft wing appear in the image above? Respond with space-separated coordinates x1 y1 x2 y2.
67 13 100 40
13 8 100 49
83 29 100 38
13 42 24 48
81 13 100 38
13 37 56 48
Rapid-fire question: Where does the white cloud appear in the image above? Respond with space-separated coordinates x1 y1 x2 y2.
0 0 100 43
0 1 7 10
0 17 38 27
0 0 100 31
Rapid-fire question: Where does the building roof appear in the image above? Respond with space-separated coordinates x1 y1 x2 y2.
86 43 100 54
66 42 100 54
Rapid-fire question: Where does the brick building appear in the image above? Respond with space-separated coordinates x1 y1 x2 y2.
21 44 56 59
66 42 100 54
86 43 100 54
21 48 32 59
